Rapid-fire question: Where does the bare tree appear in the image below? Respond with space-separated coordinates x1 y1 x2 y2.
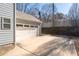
41 3 57 24
68 3 79 27
16 3 30 12
16 3 57 26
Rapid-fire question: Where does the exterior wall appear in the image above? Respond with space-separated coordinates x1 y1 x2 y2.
0 3 14 45
37 24 42 36
16 18 40 25
0 18 1 30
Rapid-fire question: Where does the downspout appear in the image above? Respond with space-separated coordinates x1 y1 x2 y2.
13 3 16 45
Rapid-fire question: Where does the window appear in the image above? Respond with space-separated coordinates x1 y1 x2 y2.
30 25 34 27
16 24 23 27
35 26 38 28
24 25 29 27
2 18 11 30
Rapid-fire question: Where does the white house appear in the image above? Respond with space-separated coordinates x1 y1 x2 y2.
0 3 15 45
16 11 42 41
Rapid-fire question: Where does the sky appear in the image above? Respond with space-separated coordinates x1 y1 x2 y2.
55 3 72 14
16 3 73 15
36 3 73 15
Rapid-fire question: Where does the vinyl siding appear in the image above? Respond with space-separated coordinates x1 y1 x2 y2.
16 19 40 25
0 3 14 45
0 18 1 30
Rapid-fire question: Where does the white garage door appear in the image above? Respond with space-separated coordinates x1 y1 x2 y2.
16 28 38 41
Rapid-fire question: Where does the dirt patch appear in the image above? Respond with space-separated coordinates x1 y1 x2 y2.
74 39 79 56
0 44 15 55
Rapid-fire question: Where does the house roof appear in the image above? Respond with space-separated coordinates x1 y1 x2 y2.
16 11 42 24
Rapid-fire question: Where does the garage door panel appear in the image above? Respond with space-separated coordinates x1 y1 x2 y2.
16 28 38 41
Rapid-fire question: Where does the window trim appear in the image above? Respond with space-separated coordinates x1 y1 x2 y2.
2 17 11 30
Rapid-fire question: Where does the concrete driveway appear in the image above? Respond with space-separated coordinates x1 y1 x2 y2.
0 35 77 56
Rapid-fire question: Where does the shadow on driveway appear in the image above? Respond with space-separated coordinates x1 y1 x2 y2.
18 36 77 56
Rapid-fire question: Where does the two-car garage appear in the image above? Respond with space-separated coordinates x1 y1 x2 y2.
16 11 42 41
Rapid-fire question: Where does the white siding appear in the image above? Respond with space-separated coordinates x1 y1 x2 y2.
0 18 1 30
0 3 14 45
